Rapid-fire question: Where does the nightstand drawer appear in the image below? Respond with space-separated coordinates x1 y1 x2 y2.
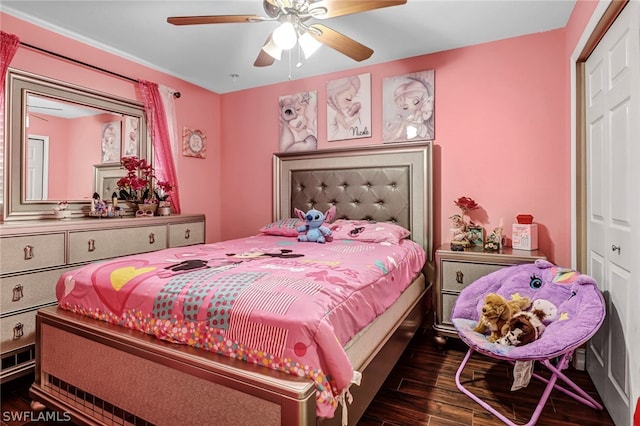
169 221 205 247
441 261 504 292
68 225 167 264
1 267 75 315
0 234 65 274
442 293 459 325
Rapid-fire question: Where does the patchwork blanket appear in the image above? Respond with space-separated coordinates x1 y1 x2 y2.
57 234 425 418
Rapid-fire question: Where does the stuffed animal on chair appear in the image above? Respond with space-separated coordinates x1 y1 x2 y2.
497 309 547 346
473 293 531 342
294 206 336 243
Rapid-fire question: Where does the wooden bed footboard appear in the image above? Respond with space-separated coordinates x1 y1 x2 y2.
30 281 427 426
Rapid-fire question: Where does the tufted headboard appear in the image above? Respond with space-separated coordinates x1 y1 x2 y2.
273 142 433 260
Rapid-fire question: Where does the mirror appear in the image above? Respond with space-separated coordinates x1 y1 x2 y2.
3 69 150 220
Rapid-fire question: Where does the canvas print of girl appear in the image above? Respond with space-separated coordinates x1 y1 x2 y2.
326 73 371 141
382 70 435 142
278 90 318 152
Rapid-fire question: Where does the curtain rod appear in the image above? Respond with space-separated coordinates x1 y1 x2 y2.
20 41 181 98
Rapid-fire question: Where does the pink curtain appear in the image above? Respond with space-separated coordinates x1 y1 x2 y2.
138 80 181 214
0 31 20 105
1 31 20 125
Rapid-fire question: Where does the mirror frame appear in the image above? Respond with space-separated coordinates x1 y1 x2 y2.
3 68 150 221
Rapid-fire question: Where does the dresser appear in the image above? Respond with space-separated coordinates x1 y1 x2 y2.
0 214 205 383
433 244 546 346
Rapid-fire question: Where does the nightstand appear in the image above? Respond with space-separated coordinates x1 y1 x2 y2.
433 244 546 346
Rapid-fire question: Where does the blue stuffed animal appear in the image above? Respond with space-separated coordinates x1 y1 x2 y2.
294 206 336 243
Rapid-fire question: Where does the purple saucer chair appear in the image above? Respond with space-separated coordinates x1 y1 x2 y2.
451 259 605 426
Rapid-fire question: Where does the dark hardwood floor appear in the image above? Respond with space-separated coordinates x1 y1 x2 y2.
1 320 613 426
360 324 614 426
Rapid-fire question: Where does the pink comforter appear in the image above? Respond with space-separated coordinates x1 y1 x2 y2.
56 234 425 418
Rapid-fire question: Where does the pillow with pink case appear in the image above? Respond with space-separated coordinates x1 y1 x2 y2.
329 219 411 244
259 218 303 237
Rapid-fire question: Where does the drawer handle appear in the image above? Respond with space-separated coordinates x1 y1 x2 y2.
184 228 191 239
149 233 155 244
24 245 34 260
456 270 464 284
88 239 96 252
13 323 24 340
12 284 24 302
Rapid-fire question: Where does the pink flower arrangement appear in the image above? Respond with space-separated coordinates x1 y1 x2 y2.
454 196 479 214
117 156 173 202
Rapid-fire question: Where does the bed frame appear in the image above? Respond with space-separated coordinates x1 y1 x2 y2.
30 142 433 425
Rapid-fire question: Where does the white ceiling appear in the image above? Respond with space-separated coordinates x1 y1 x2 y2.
1 0 576 94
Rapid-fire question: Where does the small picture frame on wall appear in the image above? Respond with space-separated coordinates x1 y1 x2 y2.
182 127 206 158
101 121 121 163
467 226 484 246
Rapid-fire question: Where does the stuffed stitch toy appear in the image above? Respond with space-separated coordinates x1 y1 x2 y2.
294 206 336 243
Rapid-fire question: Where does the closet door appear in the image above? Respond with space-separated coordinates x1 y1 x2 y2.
585 2 639 425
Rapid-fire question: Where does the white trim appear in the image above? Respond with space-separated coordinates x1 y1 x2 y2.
569 0 611 268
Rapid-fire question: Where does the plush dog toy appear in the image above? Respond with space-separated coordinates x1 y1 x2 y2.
473 293 531 342
294 206 336 243
497 309 547 346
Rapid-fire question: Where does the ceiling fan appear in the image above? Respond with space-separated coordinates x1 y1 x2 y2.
167 0 407 67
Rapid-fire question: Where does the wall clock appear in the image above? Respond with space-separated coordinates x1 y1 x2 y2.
182 127 206 158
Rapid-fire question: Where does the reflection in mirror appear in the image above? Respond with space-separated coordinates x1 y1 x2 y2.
26 95 125 201
4 69 149 221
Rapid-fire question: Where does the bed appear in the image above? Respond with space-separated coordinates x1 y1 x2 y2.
30 142 433 426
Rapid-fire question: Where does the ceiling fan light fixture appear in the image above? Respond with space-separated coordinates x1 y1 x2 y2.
298 31 322 59
272 21 297 50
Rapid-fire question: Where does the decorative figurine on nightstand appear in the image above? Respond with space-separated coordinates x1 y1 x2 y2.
484 227 503 251
450 196 480 250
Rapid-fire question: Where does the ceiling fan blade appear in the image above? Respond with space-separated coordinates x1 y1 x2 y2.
254 49 277 67
167 15 264 26
254 35 278 67
309 24 373 62
310 0 406 19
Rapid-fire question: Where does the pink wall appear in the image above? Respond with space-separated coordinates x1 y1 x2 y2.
2 13 223 242
221 29 571 263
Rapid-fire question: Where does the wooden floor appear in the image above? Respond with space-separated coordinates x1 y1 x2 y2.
360 326 614 426
1 325 613 426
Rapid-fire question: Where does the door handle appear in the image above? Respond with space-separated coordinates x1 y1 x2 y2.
611 244 621 254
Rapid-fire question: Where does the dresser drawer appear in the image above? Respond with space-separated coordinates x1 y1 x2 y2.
68 225 167 264
169 221 205 247
0 234 65 274
0 310 40 354
441 261 504 292
1 267 75 315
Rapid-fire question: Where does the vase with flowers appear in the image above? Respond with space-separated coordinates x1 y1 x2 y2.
116 156 173 216
450 196 479 249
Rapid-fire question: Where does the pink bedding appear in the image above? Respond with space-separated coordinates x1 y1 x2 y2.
56 233 425 418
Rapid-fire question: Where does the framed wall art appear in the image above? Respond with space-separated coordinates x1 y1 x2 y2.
278 90 317 152
122 115 139 157
382 70 435 143
101 121 121 163
182 127 206 158
326 73 371 141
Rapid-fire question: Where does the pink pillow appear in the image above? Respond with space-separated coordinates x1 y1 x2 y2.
259 218 303 237
329 220 411 244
